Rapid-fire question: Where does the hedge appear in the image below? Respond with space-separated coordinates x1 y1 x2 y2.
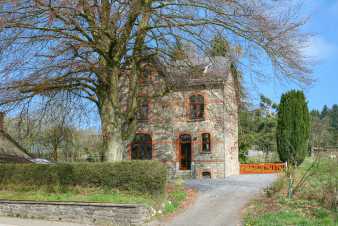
0 161 167 196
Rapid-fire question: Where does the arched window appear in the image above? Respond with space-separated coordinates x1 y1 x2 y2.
202 133 211 153
131 134 152 160
136 98 149 121
189 95 204 120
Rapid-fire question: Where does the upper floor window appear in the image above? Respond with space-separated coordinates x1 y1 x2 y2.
137 98 149 122
202 133 211 153
141 68 152 83
189 95 204 120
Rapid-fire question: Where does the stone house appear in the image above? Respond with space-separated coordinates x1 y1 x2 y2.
0 112 32 163
129 57 240 179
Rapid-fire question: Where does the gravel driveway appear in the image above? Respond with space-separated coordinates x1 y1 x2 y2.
151 174 278 226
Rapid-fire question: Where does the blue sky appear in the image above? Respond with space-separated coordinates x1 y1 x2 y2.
250 1 338 110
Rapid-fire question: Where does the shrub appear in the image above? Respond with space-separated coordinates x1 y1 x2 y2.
265 176 285 197
276 90 310 166
0 161 167 196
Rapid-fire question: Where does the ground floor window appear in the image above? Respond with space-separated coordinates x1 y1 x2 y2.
202 171 212 179
131 134 152 160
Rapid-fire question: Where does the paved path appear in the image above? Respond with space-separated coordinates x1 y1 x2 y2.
151 174 278 226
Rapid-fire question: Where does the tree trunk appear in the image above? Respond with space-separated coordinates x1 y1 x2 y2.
287 173 293 199
100 99 125 162
104 134 124 161
286 164 294 199
52 146 58 161
96 64 139 162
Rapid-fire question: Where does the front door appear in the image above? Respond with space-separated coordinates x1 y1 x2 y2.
179 134 192 170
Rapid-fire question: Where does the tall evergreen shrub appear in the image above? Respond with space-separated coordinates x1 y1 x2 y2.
277 90 310 166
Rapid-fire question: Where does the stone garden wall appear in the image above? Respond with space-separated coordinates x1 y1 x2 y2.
0 200 151 226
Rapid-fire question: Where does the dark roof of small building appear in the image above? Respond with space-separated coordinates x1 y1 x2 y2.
0 130 32 162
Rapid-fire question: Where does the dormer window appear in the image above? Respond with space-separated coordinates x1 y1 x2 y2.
189 95 204 120
137 98 149 122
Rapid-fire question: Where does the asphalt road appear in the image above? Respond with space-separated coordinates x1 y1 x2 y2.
150 174 278 226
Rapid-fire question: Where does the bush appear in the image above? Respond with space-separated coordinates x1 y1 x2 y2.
265 177 285 197
0 161 167 196
277 90 310 166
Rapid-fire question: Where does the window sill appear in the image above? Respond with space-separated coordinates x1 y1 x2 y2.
200 152 211 155
187 118 205 122
137 120 149 123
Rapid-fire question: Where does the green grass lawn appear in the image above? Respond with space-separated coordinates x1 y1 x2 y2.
0 189 157 206
0 181 189 216
244 157 338 226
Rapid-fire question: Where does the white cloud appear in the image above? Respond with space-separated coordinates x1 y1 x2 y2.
303 36 338 60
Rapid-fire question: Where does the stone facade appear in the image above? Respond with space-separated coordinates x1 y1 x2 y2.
0 200 151 226
130 58 240 179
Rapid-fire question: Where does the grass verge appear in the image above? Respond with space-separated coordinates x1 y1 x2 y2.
163 181 188 214
0 181 190 217
0 188 158 206
244 157 337 226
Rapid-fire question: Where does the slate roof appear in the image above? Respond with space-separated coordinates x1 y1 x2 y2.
0 115 32 163
161 56 231 90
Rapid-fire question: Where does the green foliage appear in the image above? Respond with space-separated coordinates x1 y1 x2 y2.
163 184 187 214
239 95 278 163
264 176 286 197
245 157 338 226
210 34 230 57
239 109 256 162
0 161 167 196
321 105 330 119
298 158 338 211
310 104 338 148
277 90 310 166
245 210 335 226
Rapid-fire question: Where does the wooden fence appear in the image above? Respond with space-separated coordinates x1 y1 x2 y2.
240 163 286 174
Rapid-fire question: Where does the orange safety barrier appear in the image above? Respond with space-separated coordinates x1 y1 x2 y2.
240 163 286 174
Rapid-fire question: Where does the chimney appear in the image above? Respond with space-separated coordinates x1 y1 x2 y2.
0 112 4 132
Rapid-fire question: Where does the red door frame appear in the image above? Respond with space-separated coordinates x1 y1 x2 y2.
178 133 192 170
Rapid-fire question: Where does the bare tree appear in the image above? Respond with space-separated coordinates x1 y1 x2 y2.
0 0 311 161
40 123 73 161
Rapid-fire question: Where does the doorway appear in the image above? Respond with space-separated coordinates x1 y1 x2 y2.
179 134 192 170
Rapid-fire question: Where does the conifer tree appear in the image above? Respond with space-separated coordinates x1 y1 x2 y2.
277 90 310 166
